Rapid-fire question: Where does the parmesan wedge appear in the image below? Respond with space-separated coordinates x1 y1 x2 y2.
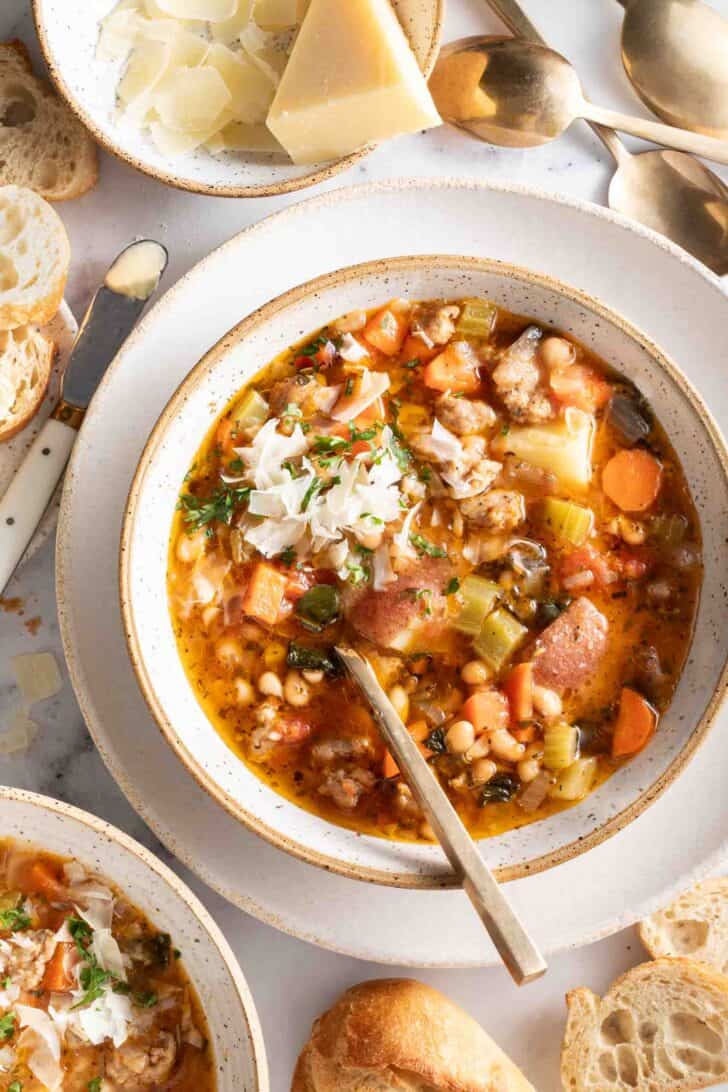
10 652 62 706
266 0 441 164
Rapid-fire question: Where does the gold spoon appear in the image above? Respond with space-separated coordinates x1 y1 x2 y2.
429 35 728 164
618 0 728 140
335 646 548 986
454 0 728 276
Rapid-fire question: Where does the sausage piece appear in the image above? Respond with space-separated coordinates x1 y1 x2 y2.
531 597 608 692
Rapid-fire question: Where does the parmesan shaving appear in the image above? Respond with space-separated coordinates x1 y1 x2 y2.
0 708 38 755
10 652 62 706
155 0 237 19
0 1046 15 1072
330 369 389 422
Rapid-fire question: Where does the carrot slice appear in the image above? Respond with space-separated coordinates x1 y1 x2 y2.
423 342 481 394
363 308 409 355
41 943 76 992
549 365 611 413
400 334 439 365
512 725 537 743
460 689 510 736
22 860 67 901
602 449 663 512
215 416 236 456
612 687 658 758
241 563 288 626
504 662 533 724
382 721 432 778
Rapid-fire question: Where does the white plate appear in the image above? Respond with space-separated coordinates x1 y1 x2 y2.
57 179 728 967
32 0 443 198
0 302 77 568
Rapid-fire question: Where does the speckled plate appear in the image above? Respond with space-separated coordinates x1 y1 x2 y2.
32 0 443 198
0 785 269 1090
0 302 77 568
57 180 728 965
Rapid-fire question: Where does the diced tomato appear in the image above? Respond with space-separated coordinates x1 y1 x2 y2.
284 567 337 601
423 342 481 394
617 548 652 581
460 689 510 736
560 545 617 589
400 334 439 365
363 308 409 356
549 365 612 413
512 724 537 743
279 716 312 745
504 663 533 724
241 563 288 625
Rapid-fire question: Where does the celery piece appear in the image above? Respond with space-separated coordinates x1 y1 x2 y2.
491 408 595 489
540 497 594 546
473 608 527 671
235 389 269 430
543 723 580 771
548 756 598 800
453 575 501 635
649 513 687 547
456 299 497 338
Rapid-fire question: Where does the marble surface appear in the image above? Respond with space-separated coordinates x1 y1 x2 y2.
1 1 727 1089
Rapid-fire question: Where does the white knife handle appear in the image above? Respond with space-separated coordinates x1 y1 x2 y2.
0 417 76 594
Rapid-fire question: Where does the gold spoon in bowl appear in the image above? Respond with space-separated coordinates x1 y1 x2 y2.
335 646 548 987
429 36 728 164
441 0 728 276
618 0 728 139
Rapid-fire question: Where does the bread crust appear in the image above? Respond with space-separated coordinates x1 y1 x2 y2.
291 978 535 1092
0 185 70 331
0 326 55 441
639 878 728 971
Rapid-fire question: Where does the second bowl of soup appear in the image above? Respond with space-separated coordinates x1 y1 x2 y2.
121 256 728 886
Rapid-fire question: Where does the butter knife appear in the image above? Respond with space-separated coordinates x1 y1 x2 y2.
0 239 168 595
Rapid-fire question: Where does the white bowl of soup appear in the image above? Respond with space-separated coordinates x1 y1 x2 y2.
0 786 268 1090
121 255 728 887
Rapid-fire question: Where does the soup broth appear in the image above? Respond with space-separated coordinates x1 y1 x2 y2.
168 298 701 843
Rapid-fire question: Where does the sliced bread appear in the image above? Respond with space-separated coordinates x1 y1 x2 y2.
0 184 70 330
561 957 728 1091
640 879 728 974
0 324 54 440
0 40 98 201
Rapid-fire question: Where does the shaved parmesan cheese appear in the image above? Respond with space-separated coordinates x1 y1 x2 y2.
155 0 237 19
118 38 170 104
74 989 133 1048
205 43 274 123
0 982 20 1008
97 8 140 61
428 418 463 462
338 333 369 363
239 24 286 86
155 65 232 131
330 369 389 422
150 121 223 157
218 121 285 152
11 652 62 706
254 0 299 30
393 501 421 558
91 930 126 980
210 0 255 43
0 1046 15 1072
16 1007 62 1081
62 861 87 886
0 707 38 754
373 543 396 589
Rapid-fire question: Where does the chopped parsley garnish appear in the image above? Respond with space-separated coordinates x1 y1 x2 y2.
178 486 250 530
301 476 323 512
87 1079 101 1092
282 460 300 478
9 1081 22 1092
501 423 510 436
67 915 93 952
445 577 461 596
409 534 447 559
344 377 354 396
67 915 119 1010
311 435 349 455
132 990 158 1008
0 903 30 932
278 546 297 567
0 1012 15 1040
297 334 328 359
402 358 420 369
152 932 173 968
226 457 244 473
1 977 10 989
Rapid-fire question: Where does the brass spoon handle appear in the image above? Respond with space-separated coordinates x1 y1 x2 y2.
483 0 635 165
335 646 548 986
580 101 728 164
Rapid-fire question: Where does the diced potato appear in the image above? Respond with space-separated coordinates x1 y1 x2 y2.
548 756 598 800
492 408 595 489
235 389 269 430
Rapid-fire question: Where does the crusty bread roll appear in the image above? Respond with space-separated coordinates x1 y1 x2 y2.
0 40 98 201
639 879 728 974
291 978 535 1092
0 324 55 440
0 185 70 330
561 957 728 1090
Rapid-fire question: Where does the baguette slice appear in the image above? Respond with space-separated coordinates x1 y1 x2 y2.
640 879 728 974
0 324 54 440
0 185 70 330
561 957 728 1091
0 40 98 201
292 978 535 1092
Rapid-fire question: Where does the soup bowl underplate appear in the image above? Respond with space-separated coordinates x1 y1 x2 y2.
31 0 443 198
0 786 269 1088
120 255 728 888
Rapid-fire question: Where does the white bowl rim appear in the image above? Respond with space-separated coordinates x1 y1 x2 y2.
119 249 728 888
0 784 270 1091
30 0 445 199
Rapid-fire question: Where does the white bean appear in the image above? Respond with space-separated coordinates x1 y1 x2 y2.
284 670 311 707
302 669 324 684
175 530 206 564
465 736 490 762
540 336 575 370
517 756 542 783
388 685 410 723
461 660 491 687
470 758 498 785
258 671 283 698
234 677 255 707
446 720 476 755
487 727 525 763
532 685 562 719
215 638 243 668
